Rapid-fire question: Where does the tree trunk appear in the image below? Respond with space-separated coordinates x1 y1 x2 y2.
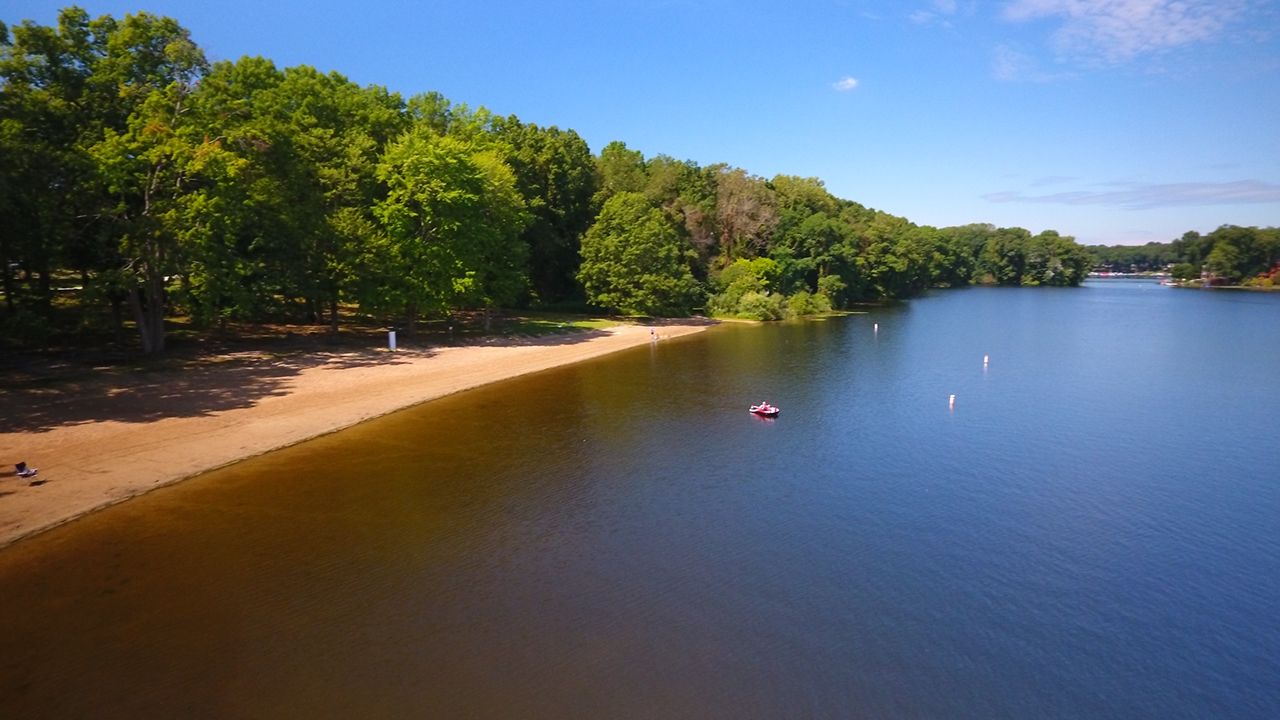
149 275 166 353
328 293 340 334
127 276 167 354
0 229 11 313
1 263 13 314
110 291 127 346
36 267 52 313
127 287 154 354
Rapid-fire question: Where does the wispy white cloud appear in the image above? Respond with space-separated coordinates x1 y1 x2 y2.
833 76 860 91
992 43 1034 80
983 179 1280 210
1000 0 1250 64
992 43 1074 82
910 0 961 26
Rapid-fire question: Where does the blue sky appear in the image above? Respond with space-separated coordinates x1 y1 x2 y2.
7 0 1280 245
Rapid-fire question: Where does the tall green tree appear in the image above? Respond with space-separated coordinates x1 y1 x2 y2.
593 140 646 206
175 57 407 329
658 160 720 271
974 226 1032 285
0 7 115 321
490 115 596 304
87 11 210 353
770 175 839 239
374 128 528 328
771 211 856 299
1203 239 1243 282
1022 230 1090 286
929 227 975 288
854 216 933 299
578 192 702 315
262 66 403 327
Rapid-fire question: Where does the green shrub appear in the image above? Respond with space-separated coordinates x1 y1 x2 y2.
735 291 785 320
816 274 846 305
785 290 831 318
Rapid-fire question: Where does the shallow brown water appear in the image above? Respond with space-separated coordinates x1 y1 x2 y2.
0 333 754 719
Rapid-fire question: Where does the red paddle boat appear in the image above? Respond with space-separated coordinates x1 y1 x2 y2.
749 401 780 417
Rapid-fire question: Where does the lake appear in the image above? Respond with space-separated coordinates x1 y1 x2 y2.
1 280 1278 718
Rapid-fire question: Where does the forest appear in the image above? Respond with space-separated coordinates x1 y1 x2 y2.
2 8 1097 355
1089 226 1280 285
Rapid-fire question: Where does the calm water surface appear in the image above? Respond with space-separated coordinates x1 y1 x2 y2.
2 280 1278 718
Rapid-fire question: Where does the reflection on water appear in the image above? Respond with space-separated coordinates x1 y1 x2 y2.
2 281 1279 718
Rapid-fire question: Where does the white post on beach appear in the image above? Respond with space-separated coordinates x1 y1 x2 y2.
388 329 397 352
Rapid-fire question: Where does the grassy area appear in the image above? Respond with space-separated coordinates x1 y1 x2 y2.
482 312 621 337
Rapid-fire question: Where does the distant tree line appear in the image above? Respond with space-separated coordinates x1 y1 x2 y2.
1089 226 1280 285
2 7 1093 354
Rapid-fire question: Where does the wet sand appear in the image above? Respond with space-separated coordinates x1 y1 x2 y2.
0 322 709 548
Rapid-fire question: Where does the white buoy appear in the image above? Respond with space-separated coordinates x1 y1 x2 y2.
983 354 989 365
949 394 956 408
874 323 879 332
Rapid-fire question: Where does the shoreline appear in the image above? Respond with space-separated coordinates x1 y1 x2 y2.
0 321 711 549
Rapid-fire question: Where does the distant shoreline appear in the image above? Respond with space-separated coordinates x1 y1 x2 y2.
0 321 712 549
1089 275 1279 291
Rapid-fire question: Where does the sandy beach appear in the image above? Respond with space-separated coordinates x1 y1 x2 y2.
0 321 710 548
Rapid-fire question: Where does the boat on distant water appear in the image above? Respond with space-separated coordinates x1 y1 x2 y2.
750 402 780 417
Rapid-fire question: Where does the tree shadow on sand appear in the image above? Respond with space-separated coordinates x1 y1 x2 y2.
0 320 709 434
0 346 432 434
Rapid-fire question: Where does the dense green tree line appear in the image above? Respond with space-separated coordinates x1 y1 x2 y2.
1089 226 1280 285
2 7 1093 353
583 148 1092 319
